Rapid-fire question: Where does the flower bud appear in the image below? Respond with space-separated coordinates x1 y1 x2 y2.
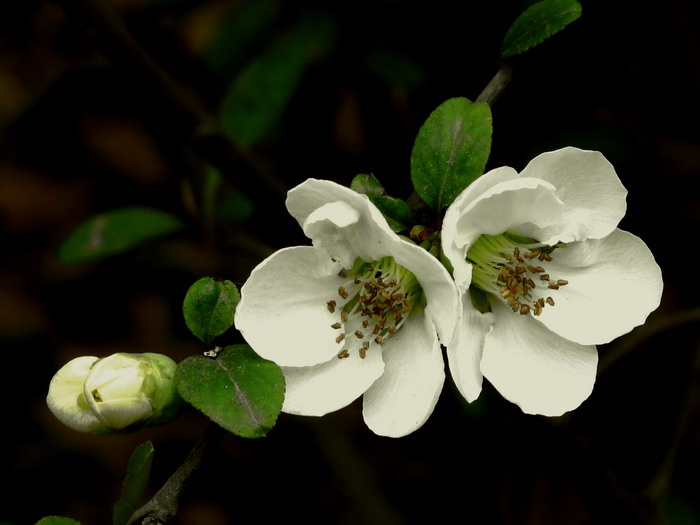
47 352 182 433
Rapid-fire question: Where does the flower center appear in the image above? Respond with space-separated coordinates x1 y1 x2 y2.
466 232 569 316
326 256 424 359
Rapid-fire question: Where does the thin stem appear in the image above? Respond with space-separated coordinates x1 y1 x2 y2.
127 423 226 525
476 64 514 106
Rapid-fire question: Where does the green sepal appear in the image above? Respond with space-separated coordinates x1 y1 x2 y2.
58 207 186 264
410 97 492 212
182 277 240 345
175 345 285 438
112 441 154 525
350 173 412 232
500 0 582 59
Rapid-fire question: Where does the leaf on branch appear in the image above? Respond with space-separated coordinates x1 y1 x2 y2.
350 173 412 232
410 97 492 211
175 345 285 438
182 277 240 344
112 441 155 525
58 207 186 264
500 0 582 59
36 518 82 525
220 9 336 148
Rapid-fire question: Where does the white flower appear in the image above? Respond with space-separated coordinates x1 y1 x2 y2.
441 147 663 416
235 179 460 437
47 352 181 432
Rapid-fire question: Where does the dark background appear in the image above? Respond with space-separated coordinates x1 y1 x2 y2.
1 0 698 523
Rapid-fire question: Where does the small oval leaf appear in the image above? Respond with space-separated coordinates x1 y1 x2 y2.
183 278 240 344
176 345 285 438
112 441 154 525
58 207 186 264
410 98 492 211
500 0 582 59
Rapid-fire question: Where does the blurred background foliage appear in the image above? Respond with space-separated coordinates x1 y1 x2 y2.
1 0 699 523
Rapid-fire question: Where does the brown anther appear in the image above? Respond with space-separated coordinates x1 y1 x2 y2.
331 322 342 329
557 280 568 286
527 266 544 274
354 278 361 284
520 304 530 315
502 288 512 299
524 251 539 259
546 296 555 306
363 341 370 349
513 247 520 258
341 311 349 322
537 298 545 308
391 292 405 301
373 324 381 334
338 287 349 299
354 330 364 339
388 326 398 335
375 335 385 345
337 349 349 359
335 334 345 344
548 283 560 290
402 302 411 314
515 266 527 274
534 303 543 316
541 253 553 261
507 297 519 307
359 347 367 359
526 278 536 289
540 274 550 281
362 320 369 328
511 303 519 312
393 312 403 322
327 300 336 313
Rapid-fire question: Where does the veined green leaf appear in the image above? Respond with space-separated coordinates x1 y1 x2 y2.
175 345 285 438
500 0 582 59
410 98 492 211
58 207 186 264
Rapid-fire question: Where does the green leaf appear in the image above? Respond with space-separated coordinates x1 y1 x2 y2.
500 0 582 59
183 277 240 344
58 207 186 264
175 345 285 438
112 441 154 525
36 518 82 525
220 10 335 148
205 0 281 78
351 173 412 232
410 97 492 211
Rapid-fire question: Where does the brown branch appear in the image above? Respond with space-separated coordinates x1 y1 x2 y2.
51 0 289 204
127 423 226 525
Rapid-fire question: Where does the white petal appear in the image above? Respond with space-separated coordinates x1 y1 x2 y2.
442 167 519 289
532 229 664 345
235 246 347 367
287 179 398 266
446 296 494 403
362 314 445 437
46 356 106 433
481 301 598 416
281 348 384 416
390 238 460 345
520 147 627 243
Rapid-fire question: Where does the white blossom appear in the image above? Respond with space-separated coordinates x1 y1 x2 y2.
442 147 663 415
235 179 460 437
